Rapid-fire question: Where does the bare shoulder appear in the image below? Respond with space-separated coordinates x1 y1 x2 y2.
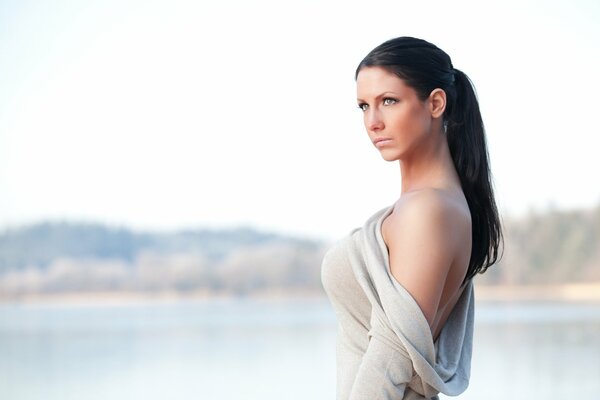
383 188 470 328
386 188 470 242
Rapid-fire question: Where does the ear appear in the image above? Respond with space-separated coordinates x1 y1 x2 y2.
428 88 447 118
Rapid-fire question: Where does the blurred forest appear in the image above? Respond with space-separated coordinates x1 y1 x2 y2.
1 202 599 299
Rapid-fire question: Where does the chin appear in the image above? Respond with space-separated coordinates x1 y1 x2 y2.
380 154 399 162
379 149 401 162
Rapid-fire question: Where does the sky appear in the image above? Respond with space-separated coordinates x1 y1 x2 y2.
0 0 598 242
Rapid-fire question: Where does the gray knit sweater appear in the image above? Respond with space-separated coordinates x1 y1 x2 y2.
321 204 474 400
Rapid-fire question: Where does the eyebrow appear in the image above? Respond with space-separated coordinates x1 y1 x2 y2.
356 91 400 103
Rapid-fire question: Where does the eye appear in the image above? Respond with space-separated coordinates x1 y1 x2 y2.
357 103 368 112
383 97 398 106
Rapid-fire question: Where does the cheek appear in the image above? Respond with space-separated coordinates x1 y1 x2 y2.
399 108 429 135
390 108 419 133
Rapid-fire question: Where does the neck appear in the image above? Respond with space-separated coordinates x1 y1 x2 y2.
398 131 461 195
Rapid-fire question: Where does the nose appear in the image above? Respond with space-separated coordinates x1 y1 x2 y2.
365 108 384 132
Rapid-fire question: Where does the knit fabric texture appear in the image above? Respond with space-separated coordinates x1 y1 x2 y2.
321 204 475 400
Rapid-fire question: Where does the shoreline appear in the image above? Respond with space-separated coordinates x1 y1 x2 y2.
1 283 600 305
474 282 600 302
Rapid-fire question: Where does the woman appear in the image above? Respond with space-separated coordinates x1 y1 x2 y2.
321 36 504 400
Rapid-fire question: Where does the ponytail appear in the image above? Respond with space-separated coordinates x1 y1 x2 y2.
446 68 504 286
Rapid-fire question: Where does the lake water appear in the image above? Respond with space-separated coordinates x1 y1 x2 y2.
1 297 599 399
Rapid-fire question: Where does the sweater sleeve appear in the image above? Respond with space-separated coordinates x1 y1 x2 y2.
348 334 413 400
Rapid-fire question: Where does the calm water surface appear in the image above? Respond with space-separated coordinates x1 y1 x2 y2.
1 298 599 399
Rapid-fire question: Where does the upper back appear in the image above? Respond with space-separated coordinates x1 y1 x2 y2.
381 187 472 342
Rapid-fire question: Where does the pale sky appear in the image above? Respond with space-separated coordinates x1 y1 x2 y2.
0 0 598 242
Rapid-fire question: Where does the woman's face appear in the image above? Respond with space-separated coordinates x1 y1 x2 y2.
356 66 435 161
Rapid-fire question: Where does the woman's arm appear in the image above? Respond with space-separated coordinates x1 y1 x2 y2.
385 191 460 333
348 333 412 400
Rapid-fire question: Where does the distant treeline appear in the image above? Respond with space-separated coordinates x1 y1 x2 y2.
0 222 326 297
1 203 599 298
483 203 600 285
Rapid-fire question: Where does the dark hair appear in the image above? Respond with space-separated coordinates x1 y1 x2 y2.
355 36 504 286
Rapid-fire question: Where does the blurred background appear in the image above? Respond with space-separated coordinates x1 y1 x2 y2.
1 0 599 399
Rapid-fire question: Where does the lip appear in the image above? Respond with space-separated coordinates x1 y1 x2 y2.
373 137 393 147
